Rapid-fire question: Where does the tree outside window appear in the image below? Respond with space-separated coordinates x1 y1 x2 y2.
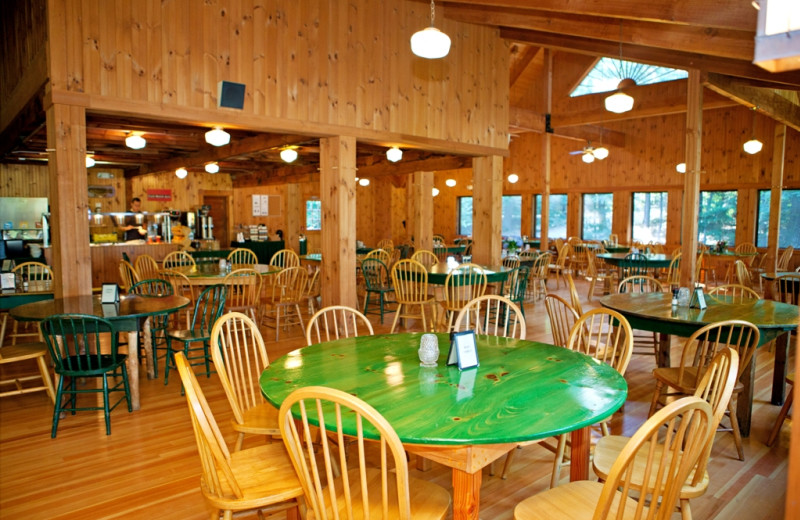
305 200 321 231
582 193 613 240
632 192 668 243
534 194 568 238
757 189 800 248
698 191 737 246
458 195 522 237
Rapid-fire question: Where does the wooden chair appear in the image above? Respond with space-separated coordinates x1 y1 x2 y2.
304 267 322 316
5 262 53 346
622 251 649 279
776 273 800 305
226 247 258 266
585 249 615 301
433 243 448 262
361 258 393 324
305 305 374 346
209 312 281 452
390 259 436 333
565 273 584 315
568 243 589 276
377 238 394 251
364 247 391 265
514 397 713 520
593 347 738 520
134 254 159 280
432 233 446 244
174 352 304 520
547 243 571 289
41 314 132 437
731 242 758 282
708 284 761 303
649 319 760 461
278 385 451 520
222 268 262 321
502 255 520 269
118 259 140 293
768 372 795 447
269 248 300 269
505 266 531 316
616 275 663 359
129 278 175 377
527 253 549 302
411 249 439 270
666 252 682 288
160 269 196 328
734 259 755 291
453 294 526 340
440 263 487 332
778 245 795 271
261 266 308 341
0 340 56 403
544 294 580 348
748 252 768 292
164 284 227 387
162 250 195 269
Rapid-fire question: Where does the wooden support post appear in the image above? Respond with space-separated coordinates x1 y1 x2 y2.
46 103 92 298
320 136 357 309
540 50 552 252
472 156 503 266
679 70 702 288
766 124 786 273
412 171 433 253
286 183 302 252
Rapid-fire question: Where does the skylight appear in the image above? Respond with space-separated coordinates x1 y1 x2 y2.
571 58 688 97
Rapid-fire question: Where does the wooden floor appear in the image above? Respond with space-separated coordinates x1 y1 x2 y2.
0 277 793 520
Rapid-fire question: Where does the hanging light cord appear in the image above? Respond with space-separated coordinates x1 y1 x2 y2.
430 0 436 27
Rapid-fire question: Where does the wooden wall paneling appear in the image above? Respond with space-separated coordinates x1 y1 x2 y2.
87 168 126 213
767 125 787 271
285 183 301 252
612 190 632 244
568 192 582 239
520 193 533 238
736 188 758 246
680 70 703 287
540 49 552 250
412 171 434 253
666 188 684 249
391 182 409 244
472 156 503 266
372 181 395 246
0 164 49 198
0 0 47 109
355 182 375 248
320 136 357 309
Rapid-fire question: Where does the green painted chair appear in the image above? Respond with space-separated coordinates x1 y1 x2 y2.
504 266 530 317
41 314 131 437
361 258 394 324
164 284 226 387
129 278 174 377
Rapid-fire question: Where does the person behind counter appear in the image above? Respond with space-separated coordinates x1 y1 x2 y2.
122 197 147 242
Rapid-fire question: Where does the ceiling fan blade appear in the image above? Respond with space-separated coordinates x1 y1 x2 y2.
568 150 583 155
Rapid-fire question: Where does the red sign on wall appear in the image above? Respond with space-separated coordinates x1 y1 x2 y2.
147 188 172 201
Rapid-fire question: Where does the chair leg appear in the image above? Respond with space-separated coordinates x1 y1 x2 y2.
649 381 664 417
51 376 66 438
390 303 403 334
36 355 56 403
102 374 112 435
767 385 794 446
680 498 693 520
728 398 745 461
164 337 174 385
500 446 518 480
551 434 567 488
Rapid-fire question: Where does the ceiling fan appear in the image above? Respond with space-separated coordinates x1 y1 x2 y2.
569 141 609 163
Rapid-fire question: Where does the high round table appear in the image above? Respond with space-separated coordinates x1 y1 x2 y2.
260 332 627 520
596 252 673 269
10 294 189 410
167 261 280 286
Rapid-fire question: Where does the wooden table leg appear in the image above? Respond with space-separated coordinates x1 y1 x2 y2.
771 332 789 406
569 426 591 481
142 318 154 379
657 332 671 368
126 330 141 411
452 468 481 520
738 347 756 438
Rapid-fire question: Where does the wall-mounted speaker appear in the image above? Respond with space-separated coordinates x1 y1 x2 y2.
218 81 246 109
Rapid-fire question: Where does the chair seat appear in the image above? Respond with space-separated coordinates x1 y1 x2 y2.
514 480 647 519
59 354 128 376
167 328 212 342
232 402 281 436
0 342 50 362
593 435 710 500
319 467 450 520
652 366 700 395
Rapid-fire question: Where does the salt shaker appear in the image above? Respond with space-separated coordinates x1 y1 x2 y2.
418 333 439 367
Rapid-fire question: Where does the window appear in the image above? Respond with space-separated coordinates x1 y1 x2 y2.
582 193 613 240
571 58 688 97
756 189 800 248
698 190 737 246
534 194 568 238
305 200 321 231
632 192 668 244
458 195 522 237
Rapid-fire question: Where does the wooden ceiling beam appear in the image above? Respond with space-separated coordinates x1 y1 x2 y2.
508 107 546 133
442 0 756 31
446 5 753 61
500 28 800 87
703 72 800 132
553 125 626 147
509 45 541 87
355 155 470 178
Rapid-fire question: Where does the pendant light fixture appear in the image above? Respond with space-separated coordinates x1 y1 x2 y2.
358 178 370 187
125 133 146 150
280 147 299 163
445 178 457 187
676 163 687 173
743 106 763 155
386 146 403 162
604 23 635 114
410 1 451 59
85 155 96 168
205 162 219 174
205 127 230 147
507 174 519 184
175 167 188 179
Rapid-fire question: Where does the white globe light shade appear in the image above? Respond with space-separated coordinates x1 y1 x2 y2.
593 147 609 160
582 152 595 164
432 187 440 197
743 139 763 155
604 91 634 113
205 127 230 147
125 134 146 149
507 173 519 184
175 167 188 179
676 163 687 173
205 162 219 174
386 147 403 162
445 178 457 187
85 156 96 168
358 178 370 186
410 27 451 59
280 148 298 163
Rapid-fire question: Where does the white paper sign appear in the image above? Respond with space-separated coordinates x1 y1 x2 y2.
252 195 261 216
101 283 120 304
0 273 15 290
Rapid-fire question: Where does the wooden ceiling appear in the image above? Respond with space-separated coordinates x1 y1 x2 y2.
2 0 799 183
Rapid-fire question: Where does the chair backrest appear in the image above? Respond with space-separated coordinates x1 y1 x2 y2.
595 397 712 520
433 234 445 245
391 259 429 305
279 386 415 519
462 242 473 258
364 248 391 265
502 255 520 269
210 313 270 425
666 253 682 287
410 249 438 269
160 269 197 304
134 254 160 280
12 261 53 281
270 266 309 302
305 305 374 346
376 238 394 251
443 263 488 308
518 250 537 263
305 268 321 299
361 258 390 292
608 233 618 244
174 352 246 501
532 252 550 279
623 252 649 278
41 314 121 375
778 246 795 271
129 278 174 296
269 248 300 269
544 294 580 347
118 259 140 291
566 308 633 376
163 250 196 269
227 247 258 266
618 275 664 294
707 284 761 303
673 320 760 388
505 266 530 304
555 243 570 269
734 259 753 288
223 268 262 312
735 242 757 255
453 295 526 339
191 284 227 332
433 243 448 261
776 273 800 305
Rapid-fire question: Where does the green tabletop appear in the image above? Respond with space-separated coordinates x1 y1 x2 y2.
189 250 232 260
761 271 799 281
260 333 627 446
169 262 279 283
523 240 540 249
599 291 798 435
232 240 285 264
604 245 631 253
597 252 672 269
299 253 322 263
0 281 53 310
426 263 512 285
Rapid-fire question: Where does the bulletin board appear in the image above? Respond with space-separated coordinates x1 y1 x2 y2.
251 195 281 217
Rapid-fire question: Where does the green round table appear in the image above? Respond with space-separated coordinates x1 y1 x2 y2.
260 332 627 520
426 263 512 285
596 252 673 269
